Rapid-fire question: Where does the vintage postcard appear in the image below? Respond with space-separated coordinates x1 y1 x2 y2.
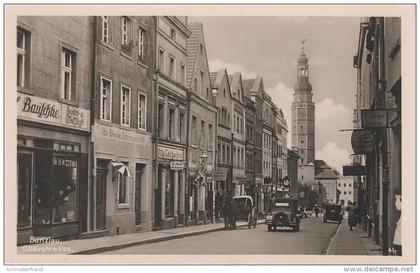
3 4 416 267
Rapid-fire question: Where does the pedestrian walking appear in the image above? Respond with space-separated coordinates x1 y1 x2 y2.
393 194 402 256
347 202 357 231
314 204 319 218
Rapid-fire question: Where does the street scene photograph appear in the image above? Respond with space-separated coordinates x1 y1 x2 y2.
4 4 416 267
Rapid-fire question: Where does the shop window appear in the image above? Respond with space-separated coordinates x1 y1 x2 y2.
17 151 32 228
17 27 30 88
100 77 112 121
138 27 145 61
120 85 131 126
165 170 175 216
101 16 110 43
137 92 146 130
33 140 79 225
61 48 77 101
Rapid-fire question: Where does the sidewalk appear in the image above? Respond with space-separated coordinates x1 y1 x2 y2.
17 220 265 255
326 215 382 255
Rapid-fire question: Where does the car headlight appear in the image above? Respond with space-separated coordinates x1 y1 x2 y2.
266 215 273 220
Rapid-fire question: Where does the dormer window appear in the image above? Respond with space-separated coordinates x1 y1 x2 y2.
170 28 176 40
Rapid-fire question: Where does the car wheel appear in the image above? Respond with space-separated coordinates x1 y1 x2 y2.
273 226 277 231
293 225 300 232
268 225 272 231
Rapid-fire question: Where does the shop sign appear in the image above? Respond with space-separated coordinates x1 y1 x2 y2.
361 109 399 129
96 123 147 144
351 130 375 154
213 170 227 181
17 92 90 131
343 165 366 176
170 161 184 171
158 146 184 161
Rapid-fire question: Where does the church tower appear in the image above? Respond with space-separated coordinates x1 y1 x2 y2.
292 43 315 166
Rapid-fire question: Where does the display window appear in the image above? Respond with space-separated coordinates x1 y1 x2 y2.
165 170 175 217
17 150 33 228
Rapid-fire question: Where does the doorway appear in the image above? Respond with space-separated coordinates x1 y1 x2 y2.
96 160 108 230
135 164 144 225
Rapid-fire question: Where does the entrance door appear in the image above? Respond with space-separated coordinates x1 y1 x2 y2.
154 166 162 230
96 160 108 230
135 164 143 225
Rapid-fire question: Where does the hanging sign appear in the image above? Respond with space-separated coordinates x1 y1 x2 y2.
351 130 375 154
343 165 366 176
361 109 399 128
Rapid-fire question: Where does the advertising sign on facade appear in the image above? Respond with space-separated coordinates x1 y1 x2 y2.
213 170 227 181
17 92 90 131
361 108 399 129
343 165 367 176
351 129 375 154
170 161 184 171
158 146 184 161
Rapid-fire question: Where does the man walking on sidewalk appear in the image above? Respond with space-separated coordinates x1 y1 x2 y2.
347 202 357 231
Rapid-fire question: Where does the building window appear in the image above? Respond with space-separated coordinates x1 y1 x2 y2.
208 124 213 150
200 44 204 55
200 120 206 147
17 28 30 88
179 111 185 142
344 191 347 195
138 27 145 60
120 85 131 126
344 183 347 187
101 16 109 43
158 102 164 137
121 16 130 46
168 108 175 139
226 145 230 164
178 64 185 85
169 56 176 80
338 183 341 187
158 48 165 73
194 78 198 91
349 183 352 187
192 116 197 145
170 28 176 40
117 163 129 204
137 93 146 130
349 191 352 195
100 77 112 121
200 71 204 93
61 48 76 101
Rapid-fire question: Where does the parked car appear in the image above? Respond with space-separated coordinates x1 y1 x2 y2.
323 204 343 223
232 195 257 229
265 198 300 231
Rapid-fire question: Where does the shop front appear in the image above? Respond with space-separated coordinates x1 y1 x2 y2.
92 123 153 235
17 92 90 245
155 145 186 229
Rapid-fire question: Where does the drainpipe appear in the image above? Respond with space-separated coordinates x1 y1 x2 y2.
152 17 159 230
89 16 98 232
185 90 191 226
378 17 389 256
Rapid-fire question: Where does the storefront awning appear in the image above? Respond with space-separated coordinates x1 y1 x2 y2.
112 161 132 177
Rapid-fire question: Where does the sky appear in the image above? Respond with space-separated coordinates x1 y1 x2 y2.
190 16 360 173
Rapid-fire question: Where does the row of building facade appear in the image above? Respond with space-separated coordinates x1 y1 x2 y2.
16 16 297 245
351 17 401 255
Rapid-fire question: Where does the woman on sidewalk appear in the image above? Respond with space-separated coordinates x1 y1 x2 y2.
347 202 357 231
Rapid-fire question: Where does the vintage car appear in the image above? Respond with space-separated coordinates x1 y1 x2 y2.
265 198 300 231
323 204 343 223
232 195 257 229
